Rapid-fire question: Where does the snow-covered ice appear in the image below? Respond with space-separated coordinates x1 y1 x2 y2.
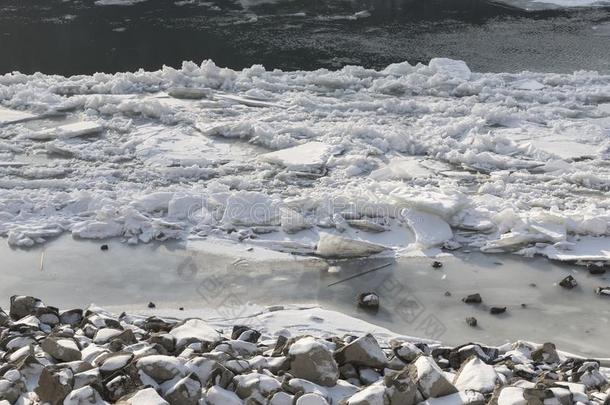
0 58 608 262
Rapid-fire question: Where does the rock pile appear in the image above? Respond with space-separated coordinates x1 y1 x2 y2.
0 296 609 404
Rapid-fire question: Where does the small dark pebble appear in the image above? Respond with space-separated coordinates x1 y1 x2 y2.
587 263 607 275
432 261 443 269
595 287 610 297
490 306 507 315
100 244 108 251
444 291 452 297
521 303 527 308
462 293 482 304
466 317 477 327
559 275 577 289
179 307 184 311
529 283 537 288
147 302 156 309
358 292 380 310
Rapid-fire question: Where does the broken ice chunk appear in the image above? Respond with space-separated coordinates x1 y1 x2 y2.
0 106 38 125
168 87 212 99
315 233 388 258
222 191 281 226
280 207 311 233
370 157 434 181
259 142 334 173
481 232 538 252
526 140 596 161
27 121 102 140
402 209 453 248
428 58 471 81
215 93 283 108
512 79 545 90
541 236 610 262
390 189 465 220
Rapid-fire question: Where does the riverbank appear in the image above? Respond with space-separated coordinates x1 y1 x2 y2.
0 295 608 404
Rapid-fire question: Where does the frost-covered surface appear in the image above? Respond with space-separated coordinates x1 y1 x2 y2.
0 58 609 261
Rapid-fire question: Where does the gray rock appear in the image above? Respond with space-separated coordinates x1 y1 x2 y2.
74 368 102 390
36 307 60 327
98 352 135 376
531 342 560 364
164 374 202 405
462 294 482 304
169 319 221 349
234 371 281 399
116 388 169 405
41 337 82 362
335 334 387 369
63 386 106 405
9 296 44 320
587 263 607 275
35 367 74 405
408 355 457 399
149 333 176 353
384 367 418 405
0 378 24 404
296 393 329 404
595 286 610 297
137 355 185 382
358 293 380 310
289 337 339 387
559 275 577 289
0 308 9 327
391 341 423 364
345 384 389 405
340 364 359 380
59 309 83 325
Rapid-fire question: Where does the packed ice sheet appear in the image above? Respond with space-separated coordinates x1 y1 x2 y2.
0 58 609 262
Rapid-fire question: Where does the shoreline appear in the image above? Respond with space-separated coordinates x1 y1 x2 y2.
0 295 608 404
1 235 609 358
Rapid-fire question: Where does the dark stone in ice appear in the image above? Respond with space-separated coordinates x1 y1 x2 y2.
358 292 380 310
179 307 184 311
490 306 507 315
100 244 109 251
587 263 607 275
432 261 443 269
466 317 477 327
559 275 577 289
595 286 610 297
521 303 527 308
444 291 452 297
462 293 482 304
147 302 156 309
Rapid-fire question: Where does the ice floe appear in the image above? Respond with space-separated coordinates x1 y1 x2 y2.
0 58 608 263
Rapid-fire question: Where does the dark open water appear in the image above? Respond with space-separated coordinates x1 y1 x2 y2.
0 0 609 75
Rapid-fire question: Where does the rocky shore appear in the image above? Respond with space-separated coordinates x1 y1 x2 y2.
0 296 609 405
